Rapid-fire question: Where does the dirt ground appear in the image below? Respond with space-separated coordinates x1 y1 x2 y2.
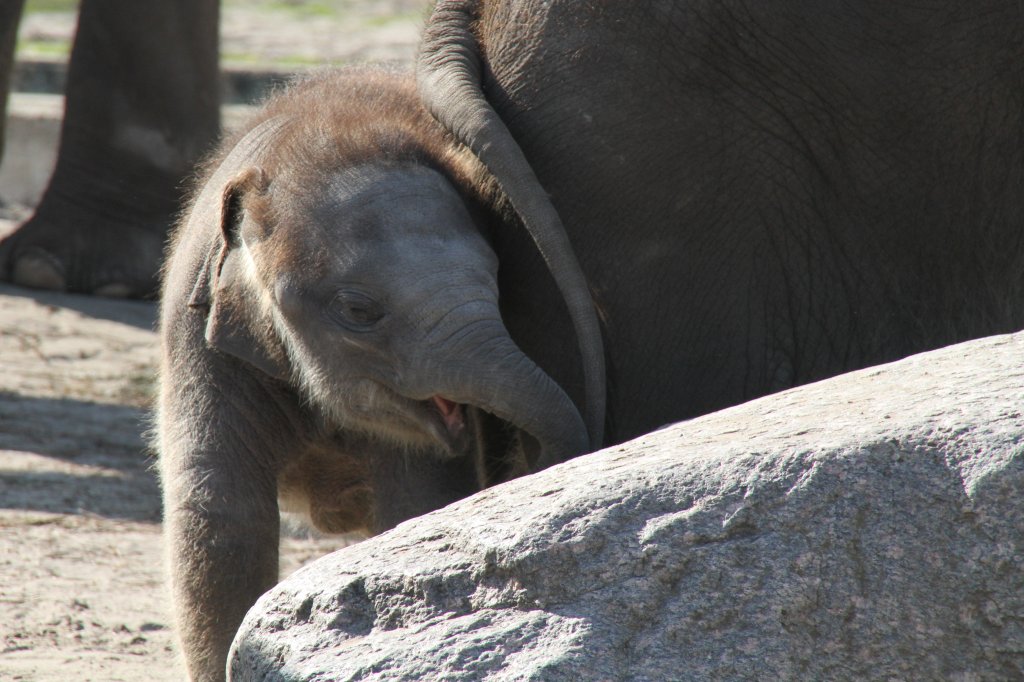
1 2 431 680
0 222 358 681
0 259 173 681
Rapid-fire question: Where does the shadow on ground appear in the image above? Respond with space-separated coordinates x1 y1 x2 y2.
0 283 158 330
0 392 160 523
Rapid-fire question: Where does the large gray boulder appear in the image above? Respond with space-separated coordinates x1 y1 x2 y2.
230 333 1024 681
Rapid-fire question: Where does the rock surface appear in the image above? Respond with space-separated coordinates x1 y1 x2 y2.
230 333 1024 681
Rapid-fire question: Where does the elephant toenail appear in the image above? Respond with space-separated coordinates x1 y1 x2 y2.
11 248 67 291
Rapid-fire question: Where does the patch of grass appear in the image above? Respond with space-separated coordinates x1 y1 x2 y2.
363 10 421 27
273 54 335 67
24 0 79 12
221 50 265 65
224 0 352 18
265 1 339 18
16 38 71 58
222 50 343 68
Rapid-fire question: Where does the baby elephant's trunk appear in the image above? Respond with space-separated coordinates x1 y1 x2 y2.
412 311 589 470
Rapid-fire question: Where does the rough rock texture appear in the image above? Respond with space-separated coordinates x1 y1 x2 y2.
230 333 1024 681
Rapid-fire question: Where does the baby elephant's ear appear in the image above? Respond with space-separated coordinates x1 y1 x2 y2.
218 167 268 248
202 168 291 381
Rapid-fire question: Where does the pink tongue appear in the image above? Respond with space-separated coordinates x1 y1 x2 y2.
431 396 465 435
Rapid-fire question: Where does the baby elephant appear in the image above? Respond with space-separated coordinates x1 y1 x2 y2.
157 68 588 681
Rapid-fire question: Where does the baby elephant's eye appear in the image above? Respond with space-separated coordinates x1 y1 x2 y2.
330 290 385 330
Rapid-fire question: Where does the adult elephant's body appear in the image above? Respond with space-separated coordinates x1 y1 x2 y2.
422 0 1024 443
163 3 1024 679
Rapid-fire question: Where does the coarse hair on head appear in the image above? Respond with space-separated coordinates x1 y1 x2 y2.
244 66 495 216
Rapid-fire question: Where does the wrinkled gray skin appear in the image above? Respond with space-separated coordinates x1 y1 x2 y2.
419 0 1024 442
159 71 588 682
165 2 1024 678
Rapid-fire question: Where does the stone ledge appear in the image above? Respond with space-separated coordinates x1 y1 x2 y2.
12 58 297 105
0 92 255 207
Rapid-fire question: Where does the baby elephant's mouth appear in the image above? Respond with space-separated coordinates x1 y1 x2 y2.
430 396 465 437
413 395 472 457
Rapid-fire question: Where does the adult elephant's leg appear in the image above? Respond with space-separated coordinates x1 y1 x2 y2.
0 0 26 165
0 0 220 297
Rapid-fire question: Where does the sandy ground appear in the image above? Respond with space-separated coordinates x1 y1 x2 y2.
2 2 431 680
0 220 356 681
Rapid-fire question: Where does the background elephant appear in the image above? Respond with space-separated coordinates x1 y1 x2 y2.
0 0 219 297
420 0 1024 445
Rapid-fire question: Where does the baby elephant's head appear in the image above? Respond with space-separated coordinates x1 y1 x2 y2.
200 159 587 468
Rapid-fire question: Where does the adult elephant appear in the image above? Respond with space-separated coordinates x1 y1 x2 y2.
419 0 1024 444
0 0 219 297
162 2 1024 678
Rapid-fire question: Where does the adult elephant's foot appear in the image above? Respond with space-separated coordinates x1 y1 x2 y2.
0 205 167 299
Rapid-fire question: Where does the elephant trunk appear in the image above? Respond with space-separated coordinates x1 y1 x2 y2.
410 316 588 471
418 0 606 450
